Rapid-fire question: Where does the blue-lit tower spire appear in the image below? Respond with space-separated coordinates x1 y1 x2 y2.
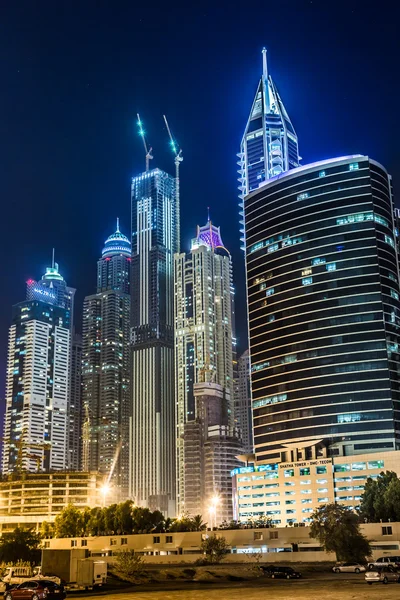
238 48 300 247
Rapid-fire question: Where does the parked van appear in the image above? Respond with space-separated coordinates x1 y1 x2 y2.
368 556 400 569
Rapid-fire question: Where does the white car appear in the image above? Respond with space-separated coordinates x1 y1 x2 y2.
333 562 366 573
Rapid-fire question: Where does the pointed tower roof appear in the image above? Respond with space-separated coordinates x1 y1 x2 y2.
192 210 229 253
102 218 131 258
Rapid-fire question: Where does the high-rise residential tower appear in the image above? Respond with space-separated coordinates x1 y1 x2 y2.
68 332 82 471
82 221 131 497
234 349 253 454
174 219 237 516
238 48 300 248
244 155 400 463
130 168 178 515
2 263 73 474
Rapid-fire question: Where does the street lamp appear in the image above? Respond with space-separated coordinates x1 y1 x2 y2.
208 494 220 529
100 483 111 507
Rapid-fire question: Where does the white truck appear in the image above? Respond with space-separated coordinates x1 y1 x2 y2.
41 549 107 590
0 566 52 592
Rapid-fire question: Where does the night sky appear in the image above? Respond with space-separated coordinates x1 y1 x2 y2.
0 0 399 400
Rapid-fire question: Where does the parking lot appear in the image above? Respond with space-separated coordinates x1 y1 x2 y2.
74 572 400 600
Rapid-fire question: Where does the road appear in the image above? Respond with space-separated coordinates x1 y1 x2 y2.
72 574 400 600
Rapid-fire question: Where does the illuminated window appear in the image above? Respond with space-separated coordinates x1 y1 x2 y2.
312 257 326 266
367 460 384 469
326 263 336 271
349 162 359 171
384 234 395 248
316 466 327 474
351 462 366 471
390 289 399 300
284 470 294 478
297 192 310 200
301 499 312 504
334 464 351 472
302 277 312 286
301 489 312 495
266 288 275 297
374 214 389 227
319 170 326 177
318 497 329 502
300 468 310 476
302 268 312 276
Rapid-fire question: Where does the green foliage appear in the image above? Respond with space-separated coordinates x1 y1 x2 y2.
53 505 84 538
40 521 54 539
309 503 371 563
359 471 400 522
169 513 207 532
112 550 145 582
200 534 229 564
0 528 41 564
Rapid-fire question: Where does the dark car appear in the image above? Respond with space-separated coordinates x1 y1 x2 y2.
4 580 66 600
262 565 302 579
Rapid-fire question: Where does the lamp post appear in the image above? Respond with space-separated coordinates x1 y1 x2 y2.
100 483 111 507
209 494 220 530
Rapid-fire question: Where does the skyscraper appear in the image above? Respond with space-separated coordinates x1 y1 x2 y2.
68 332 82 471
244 155 400 463
238 48 300 248
2 263 72 474
130 168 178 515
174 218 237 516
82 220 131 496
234 349 253 454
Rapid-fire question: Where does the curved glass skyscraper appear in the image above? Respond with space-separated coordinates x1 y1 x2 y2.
245 155 400 462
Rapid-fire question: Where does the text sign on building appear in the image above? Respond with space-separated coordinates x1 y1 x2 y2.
279 458 332 469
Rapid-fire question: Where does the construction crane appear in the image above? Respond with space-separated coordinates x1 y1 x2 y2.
1 429 51 473
163 115 183 250
137 113 153 171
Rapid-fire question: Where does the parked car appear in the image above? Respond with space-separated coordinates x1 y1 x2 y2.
261 566 302 579
368 556 400 569
332 562 366 573
4 579 66 600
365 565 400 585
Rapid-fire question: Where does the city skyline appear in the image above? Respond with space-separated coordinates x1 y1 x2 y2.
1 1 399 400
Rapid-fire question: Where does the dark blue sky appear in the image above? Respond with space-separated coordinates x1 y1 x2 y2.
0 0 399 397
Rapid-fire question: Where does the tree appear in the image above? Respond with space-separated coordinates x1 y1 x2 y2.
53 505 83 538
192 514 207 531
201 534 229 564
40 521 54 539
112 550 145 582
0 528 41 564
115 500 134 534
309 503 371 563
359 471 400 522
131 507 165 533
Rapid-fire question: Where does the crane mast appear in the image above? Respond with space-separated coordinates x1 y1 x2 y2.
163 115 183 251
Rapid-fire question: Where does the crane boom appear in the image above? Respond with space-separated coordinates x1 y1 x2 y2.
137 113 153 171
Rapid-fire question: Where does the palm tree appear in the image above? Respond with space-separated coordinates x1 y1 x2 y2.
192 514 207 531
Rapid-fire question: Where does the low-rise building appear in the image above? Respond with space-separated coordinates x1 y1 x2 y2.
231 447 400 526
43 521 400 564
0 472 106 534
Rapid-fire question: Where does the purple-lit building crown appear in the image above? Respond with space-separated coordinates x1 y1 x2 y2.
192 218 228 253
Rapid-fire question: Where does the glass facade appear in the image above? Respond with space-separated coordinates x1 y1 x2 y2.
238 49 300 249
244 156 400 462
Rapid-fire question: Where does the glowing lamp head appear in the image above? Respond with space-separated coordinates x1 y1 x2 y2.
100 483 111 496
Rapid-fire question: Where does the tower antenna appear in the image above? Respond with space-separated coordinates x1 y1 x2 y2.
262 47 270 113
163 115 183 250
52 248 55 269
137 113 153 171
